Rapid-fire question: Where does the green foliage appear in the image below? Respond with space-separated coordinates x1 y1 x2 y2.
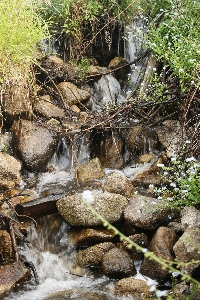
136 0 200 90
0 0 47 83
155 151 200 209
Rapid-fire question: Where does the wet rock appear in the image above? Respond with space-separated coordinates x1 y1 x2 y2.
119 233 148 261
92 133 124 169
2 83 32 121
57 191 128 226
34 95 65 119
124 195 177 230
0 261 31 297
114 278 153 299
173 227 200 276
102 247 136 278
77 158 105 183
180 206 200 231
69 228 115 247
126 126 158 154
76 242 115 267
0 230 13 264
12 120 57 172
3 189 37 207
155 120 185 158
103 172 134 198
57 82 90 106
108 57 131 81
140 227 178 283
0 152 21 189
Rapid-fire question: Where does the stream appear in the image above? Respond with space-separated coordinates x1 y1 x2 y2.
4 19 156 300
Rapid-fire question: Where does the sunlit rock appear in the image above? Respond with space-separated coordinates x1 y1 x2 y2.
137 153 155 164
114 278 153 299
2 83 32 121
56 191 128 226
119 233 148 261
0 230 13 264
76 242 115 267
140 227 178 283
57 82 90 106
108 56 131 81
103 171 134 197
102 246 137 278
0 152 21 189
124 195 178 230
12 120 57 172
173 227 200 276
77 158 105 183
69 228 115 247
0 261 31 297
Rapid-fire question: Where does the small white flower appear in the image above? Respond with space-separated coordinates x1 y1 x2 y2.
164 171 169 175
151 201 157 204
185 140 191 144
149 184 154 189
186 156 196 162
82 190 94 204
153 67 157 71
157 163 164 167
171 157 176 161
179 68 184 73
167 197 173 201
158 196 162 200
142 248 148 253
170 182 176 188
172 271 180 277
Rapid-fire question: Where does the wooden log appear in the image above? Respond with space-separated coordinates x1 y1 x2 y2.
15 193 65 219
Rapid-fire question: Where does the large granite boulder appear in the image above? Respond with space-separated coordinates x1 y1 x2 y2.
0 261 31 297
76 242 115 267
103 172 134 198
140 227 178 283
101 247 136 278
114 278 153 299
0 152 21 189
173 227 200 276
124 195 178 230
12 120 57 172
119 233 148 261
57 191 128 226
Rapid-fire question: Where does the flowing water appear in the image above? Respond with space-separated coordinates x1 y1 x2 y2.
4 18 155 300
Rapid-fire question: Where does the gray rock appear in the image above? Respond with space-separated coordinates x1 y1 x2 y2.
155 120 185 158
77 242 115 267
56 191 128 226
34 95 65 119
140 227 178 283
181 206 200 231
102 247 136 278
0 230 13 263
103 172 134 197
0 152 21 189
124 195 177 230
12 120 57 172
173 227 200 275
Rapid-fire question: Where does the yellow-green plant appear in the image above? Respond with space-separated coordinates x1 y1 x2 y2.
0 0 47 84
